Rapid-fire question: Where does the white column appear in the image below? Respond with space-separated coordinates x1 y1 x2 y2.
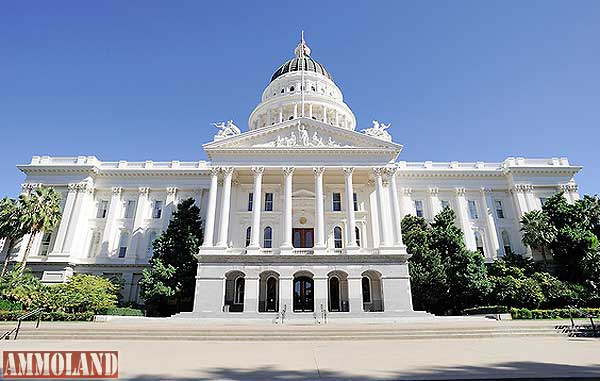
399 187 413 218
63 182 94 256
282 167 295 250
323 106 328 123
216 167 233 248
128 187 151 259
293 104 298 119
51 184 78 254
427 187 441 220
278 107 283 123
335 110 339 126
343 167 358 248
454 187 477 250
244 276 259 313
374 168 391 247
387 168 404 247
314 167 326 249
248 167 264 251
163 187 177 230
524 185 540 211
308 104 313 119
511 185 529 218
202 168 219 247
481 188 500 258
100 187 122 256
348 276 363 313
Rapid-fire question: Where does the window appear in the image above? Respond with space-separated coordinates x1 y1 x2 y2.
501 231 512 255
289 86 295 92
264 193 273 211
353 193 358 211
332 192 341 211
495 200 505 219
124 200 137 219
355 227 361 247
147 230 157 257
362 277 371 303
39 232 52 256
118 231 129 258
414 201 424 217
234 277 245 304
247 193 253 212
245 227 251 247
334 226 343 249
152 200 163 219
441 200 450 210
474 231 484 255
263 226 272 248
96 200 108 219
468 200 479 219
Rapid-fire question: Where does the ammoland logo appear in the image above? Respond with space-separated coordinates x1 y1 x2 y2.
2 351 118 379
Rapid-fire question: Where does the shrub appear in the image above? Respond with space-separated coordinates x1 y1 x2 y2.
102 307 144 316
462 305 510 315
511 307 600 319
0 298 23 311
0 310 94 321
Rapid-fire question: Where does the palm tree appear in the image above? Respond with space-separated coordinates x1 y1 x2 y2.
17 186 62 274
520 210 557 268
0 198 25 277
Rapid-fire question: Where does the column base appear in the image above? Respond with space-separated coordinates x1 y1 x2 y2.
378 245 408 255
344 246 360 254
198 246 227 255
245 246 261 255
313 245 327 255
279 245 293 255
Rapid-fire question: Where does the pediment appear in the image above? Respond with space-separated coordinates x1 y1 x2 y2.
292 189 315 199
203 118 403 166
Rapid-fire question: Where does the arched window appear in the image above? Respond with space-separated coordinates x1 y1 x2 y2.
355 227 361 247
245 227 251 247
334 226 343 249
234 277 245 304
361 277 371 303
118 231 129 258
263 226 272 248
474 231 485 255
502 230 512 255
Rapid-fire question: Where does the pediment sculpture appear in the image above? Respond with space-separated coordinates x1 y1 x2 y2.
213 120 241 140
361 120 392 142
255 125 344 148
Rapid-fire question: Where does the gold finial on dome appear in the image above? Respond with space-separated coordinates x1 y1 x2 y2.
294 30 311 58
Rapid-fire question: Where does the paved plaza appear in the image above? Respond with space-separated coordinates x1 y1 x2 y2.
1 320 599 380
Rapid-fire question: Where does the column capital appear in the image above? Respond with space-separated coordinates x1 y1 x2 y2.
251 166 265 176
77 182 94 194
343 167 355 177
21 183 41 193
111 187 122 195
138 187 150 195
480 187 493 194
313 167 325 176
384 166 398 177
402 187 412 196
283 166 295 176
455 187 466 196
67 183 79 193
220 167 234 177
372 167 385 177
209 167 220 177
166 187 177 195
428 187 439 196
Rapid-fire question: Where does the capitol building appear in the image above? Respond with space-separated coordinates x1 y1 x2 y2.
4 36 581 320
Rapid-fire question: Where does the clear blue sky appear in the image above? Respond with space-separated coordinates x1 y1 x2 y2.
1 1 598 197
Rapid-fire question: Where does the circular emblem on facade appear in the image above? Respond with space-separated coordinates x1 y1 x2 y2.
299 217 307 225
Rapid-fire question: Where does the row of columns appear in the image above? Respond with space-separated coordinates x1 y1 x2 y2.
201 166 405 251
255 104 351 129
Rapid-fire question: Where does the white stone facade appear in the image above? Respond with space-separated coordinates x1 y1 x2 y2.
3 37 581 320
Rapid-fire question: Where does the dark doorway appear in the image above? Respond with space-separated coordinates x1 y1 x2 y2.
329 277 340 312
266 276 278 312
293 228 314 248
293 276 314 312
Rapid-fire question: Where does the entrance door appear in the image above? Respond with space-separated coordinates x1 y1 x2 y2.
293 276 314 312
266 277 278 312
293 228 314 248
329 277 340 312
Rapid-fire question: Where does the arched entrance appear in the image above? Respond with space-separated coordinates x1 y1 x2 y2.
258 271 279 313
293 273 314 312
362 270 384 312
224 270 245 313
328 271 349 312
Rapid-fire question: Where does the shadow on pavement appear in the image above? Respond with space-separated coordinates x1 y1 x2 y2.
122 361 600 380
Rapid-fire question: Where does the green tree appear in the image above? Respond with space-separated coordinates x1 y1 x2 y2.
16 187 62 274
0 198 25 277
520 209 557 268
139 198 202 315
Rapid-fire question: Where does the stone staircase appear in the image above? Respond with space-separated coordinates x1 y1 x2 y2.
2 320 586 341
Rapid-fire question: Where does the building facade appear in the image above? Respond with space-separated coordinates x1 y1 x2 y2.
3 37 581 320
